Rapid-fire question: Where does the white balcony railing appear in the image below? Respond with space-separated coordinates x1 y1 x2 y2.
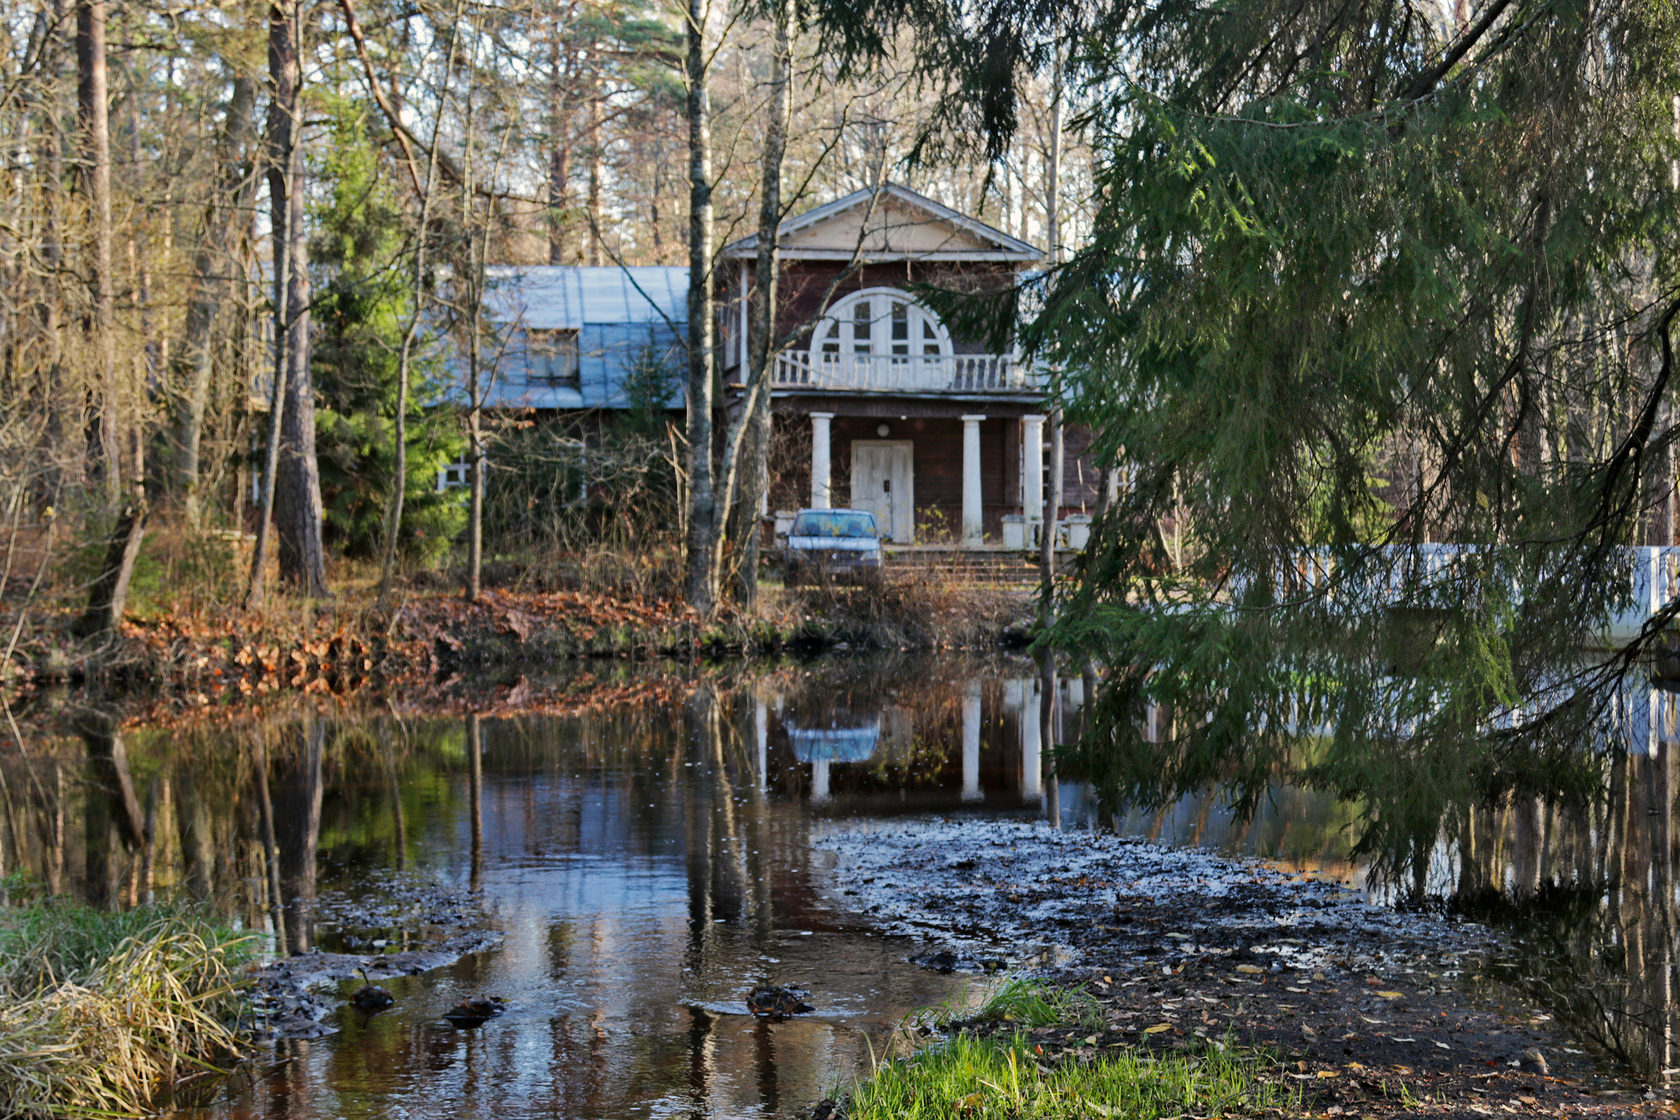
771 351 1039 394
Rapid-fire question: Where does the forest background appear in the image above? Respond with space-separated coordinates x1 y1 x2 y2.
0 0 1087 642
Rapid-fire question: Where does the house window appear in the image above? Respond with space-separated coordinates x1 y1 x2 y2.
437 460 471 492
811 288 953 363
525 328 580 386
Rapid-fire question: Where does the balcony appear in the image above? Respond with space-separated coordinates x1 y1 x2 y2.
770 351 1040 395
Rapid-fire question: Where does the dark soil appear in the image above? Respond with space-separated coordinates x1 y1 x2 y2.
817 817 1674 1118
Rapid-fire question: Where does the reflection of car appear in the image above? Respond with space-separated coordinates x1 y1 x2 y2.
780 508 884 584
786 716 881 763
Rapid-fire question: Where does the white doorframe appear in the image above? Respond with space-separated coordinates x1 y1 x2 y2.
850 439 915 544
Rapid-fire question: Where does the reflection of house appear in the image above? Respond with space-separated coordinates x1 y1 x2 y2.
721 182 1095 546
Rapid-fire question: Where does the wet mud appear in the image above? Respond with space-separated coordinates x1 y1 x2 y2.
817 817 1673 1117
249 874 503 1040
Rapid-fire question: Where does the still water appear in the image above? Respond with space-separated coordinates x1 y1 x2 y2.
4 655 1680 1111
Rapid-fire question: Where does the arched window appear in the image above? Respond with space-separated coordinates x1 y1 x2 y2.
810 288 952 363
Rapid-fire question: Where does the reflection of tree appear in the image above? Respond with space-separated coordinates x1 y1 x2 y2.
1459 750 1679 1086
267 717 324 955
76 711 145 907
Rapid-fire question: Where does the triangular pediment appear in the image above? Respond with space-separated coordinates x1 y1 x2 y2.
722 183 1041 262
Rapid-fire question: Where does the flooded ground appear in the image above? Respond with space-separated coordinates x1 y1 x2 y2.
3 655 1679 1113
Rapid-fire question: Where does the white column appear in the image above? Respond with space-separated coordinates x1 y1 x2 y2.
811 759 831 803
1021 414 1045 524
810 412 833 509
962 680 983 802
738 261 750 377
961 414 985 545
1020 677 1042 800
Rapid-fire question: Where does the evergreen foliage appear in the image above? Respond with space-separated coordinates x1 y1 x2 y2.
312 99 464 564
841 0 1680 877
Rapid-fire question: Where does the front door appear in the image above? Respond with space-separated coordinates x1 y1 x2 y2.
851 441 914 544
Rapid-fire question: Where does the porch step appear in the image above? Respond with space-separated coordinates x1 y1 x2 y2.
884 547 1073 587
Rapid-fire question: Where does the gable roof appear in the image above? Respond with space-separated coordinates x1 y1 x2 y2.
721 182 1042 263
483 265 687 330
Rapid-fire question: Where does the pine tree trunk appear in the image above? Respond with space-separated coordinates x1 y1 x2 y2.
682 0 717 614
547 43 570 267
586 86 603 266
266 0 327 596
548 142 570 265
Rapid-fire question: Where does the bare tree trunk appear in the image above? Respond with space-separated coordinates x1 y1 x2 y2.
1045 55 1063 267
722 0 790 607
586 84 603 267
75 0 145 641
1034 54 1065 631
78 0 118 507
462 82 486 602
265 0 327 596
1039 414 1064 626
377 10 462 597
682 0 717 614
547 40 570 267
173 74 256 527
548 145 570 264
28 0 69 505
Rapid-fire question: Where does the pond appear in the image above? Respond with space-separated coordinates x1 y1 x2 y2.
3 654 1679 1111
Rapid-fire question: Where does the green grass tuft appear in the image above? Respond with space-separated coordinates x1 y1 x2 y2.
971 977 1103 1031
848 1031 1296 1120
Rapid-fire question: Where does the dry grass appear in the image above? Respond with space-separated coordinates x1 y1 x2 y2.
0 909 250 1119
785 569 1032 649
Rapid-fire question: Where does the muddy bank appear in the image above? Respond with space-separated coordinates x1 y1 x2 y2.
249 873 504 1040
816 817 1668 1117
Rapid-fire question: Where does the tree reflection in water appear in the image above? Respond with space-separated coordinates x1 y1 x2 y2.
0 659 1678 1105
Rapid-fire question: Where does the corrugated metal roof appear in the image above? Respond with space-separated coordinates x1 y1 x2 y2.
483 265 688 329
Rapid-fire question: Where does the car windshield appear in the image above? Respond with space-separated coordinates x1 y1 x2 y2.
790 511 877 538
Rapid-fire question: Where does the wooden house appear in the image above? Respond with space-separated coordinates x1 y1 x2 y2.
720 182 1095 546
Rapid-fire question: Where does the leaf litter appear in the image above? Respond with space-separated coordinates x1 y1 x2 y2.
815 816 1669 1117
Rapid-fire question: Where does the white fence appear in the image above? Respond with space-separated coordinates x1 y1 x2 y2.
1226 544 1680 647
771 351 1039 394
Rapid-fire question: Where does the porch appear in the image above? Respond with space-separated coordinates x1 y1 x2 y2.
771 351 1039 395
769 408 1095 548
